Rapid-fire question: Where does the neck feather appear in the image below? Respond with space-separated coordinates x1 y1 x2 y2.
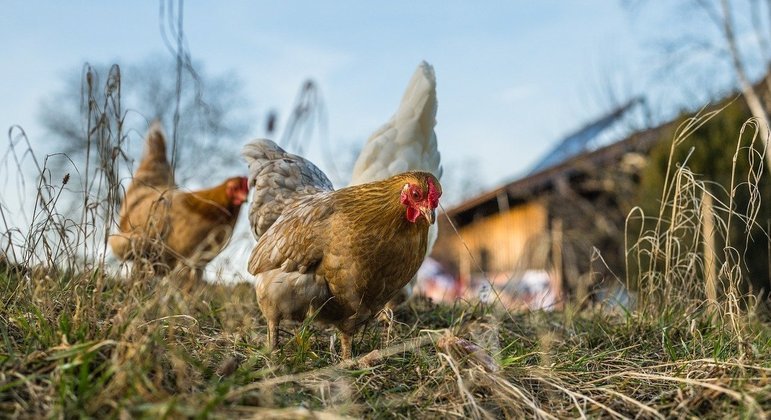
184 184 238 220
335 176 427 235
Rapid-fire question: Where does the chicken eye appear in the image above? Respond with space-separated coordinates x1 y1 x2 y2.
411 190 420 200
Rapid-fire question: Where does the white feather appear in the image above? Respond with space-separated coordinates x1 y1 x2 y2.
350 61 441 185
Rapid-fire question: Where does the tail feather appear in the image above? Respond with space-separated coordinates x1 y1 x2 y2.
133 121 174 187
351 61 442 185
398 61 437 144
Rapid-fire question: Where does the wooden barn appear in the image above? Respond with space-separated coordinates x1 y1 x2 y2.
431 100 675 307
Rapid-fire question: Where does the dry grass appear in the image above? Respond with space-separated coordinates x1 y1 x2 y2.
0 268 769 418
1 66 771 418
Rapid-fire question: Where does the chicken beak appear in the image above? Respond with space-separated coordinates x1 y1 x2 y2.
421 207 436 225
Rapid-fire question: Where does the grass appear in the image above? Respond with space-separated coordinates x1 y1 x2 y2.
0 263 769 418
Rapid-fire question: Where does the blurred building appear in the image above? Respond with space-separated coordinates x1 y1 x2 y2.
430 98 676 310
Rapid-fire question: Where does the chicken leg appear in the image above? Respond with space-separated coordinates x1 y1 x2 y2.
339 331 353 360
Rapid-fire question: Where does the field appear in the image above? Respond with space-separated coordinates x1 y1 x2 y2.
1 259 770 418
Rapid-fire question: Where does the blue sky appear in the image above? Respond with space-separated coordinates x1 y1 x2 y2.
3 1 763 279
0 2 752 201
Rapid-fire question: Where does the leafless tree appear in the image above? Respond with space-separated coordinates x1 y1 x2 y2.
626 0 771 165
38 56 254 187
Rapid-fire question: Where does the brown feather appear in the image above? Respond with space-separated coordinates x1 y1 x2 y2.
133 121 175 188
318 172 435 325
109 124 248 279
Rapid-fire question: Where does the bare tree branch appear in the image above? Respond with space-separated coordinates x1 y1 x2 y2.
750 0 771 64
719 0 771 167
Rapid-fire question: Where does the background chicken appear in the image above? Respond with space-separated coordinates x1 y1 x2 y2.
109 122 249 280
350 61 442 306
243 139 441 358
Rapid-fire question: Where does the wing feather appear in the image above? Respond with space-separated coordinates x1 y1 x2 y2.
247 194 334 275
241 139 333 241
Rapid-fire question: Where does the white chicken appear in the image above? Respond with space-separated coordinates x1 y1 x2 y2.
350 60 443 307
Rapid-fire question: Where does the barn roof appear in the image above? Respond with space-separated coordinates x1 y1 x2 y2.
447 112 673 227
528 98 647 173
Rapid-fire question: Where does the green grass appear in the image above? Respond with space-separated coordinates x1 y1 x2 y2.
1 264 769 418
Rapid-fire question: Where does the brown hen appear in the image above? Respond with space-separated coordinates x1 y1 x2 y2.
243 139 441 358
109 122 248 280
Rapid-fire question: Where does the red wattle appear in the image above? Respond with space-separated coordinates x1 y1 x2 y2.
405 206 420 223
